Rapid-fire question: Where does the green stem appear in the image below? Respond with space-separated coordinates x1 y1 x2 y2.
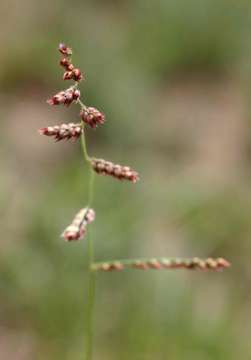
88 167 95 207
85 260 96 360
81 127 90 162
80 130 96 360
81 128 95 207
78 98 87 110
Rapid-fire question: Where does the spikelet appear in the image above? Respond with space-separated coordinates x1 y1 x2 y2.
91 158 139 183
60 58 74 71
47 88 80 106
62 208 95 241
91 257 230 272
59 43 72 56
39 123 83 141
80 107 105 128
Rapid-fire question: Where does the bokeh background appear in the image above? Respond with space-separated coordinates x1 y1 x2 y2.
1 0 251 359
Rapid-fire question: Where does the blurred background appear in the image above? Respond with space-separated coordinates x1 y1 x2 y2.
1 0 251 359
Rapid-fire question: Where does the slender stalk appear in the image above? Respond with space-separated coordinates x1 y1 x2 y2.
81 130 96 360
88 168 95 207
81 127 90 162
85 255 96 360
78 98 87 110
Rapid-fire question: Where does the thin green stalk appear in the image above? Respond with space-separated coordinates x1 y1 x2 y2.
81 130 96 360
78 98 87 110
85 260 96 360
81 127 90 162
88 168 95 208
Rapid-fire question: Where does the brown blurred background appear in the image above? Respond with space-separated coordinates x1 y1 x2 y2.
1 0 251 359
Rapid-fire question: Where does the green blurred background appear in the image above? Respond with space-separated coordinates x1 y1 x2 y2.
1 0 251 358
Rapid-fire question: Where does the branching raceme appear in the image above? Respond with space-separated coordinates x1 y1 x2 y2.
39 43 230 359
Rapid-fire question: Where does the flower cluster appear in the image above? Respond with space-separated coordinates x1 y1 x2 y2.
39 43 108 145
59 43 72 56
39 43 230 360
59 43 83 82
91 158 139 183
80 107 105 128
39 45 229 277
92 257 230 272
47 88 80 106
62 208 95 241
39 123 83 142
40 43 139 242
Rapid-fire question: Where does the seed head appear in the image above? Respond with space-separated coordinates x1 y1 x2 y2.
60 58 74 71
91 158 139 183
47 88 80 106
59 43 72 56
63 71 74 80
39 123 83 142
62 208 95 241
84 208 96 223
92 257 231 272
80 107 105 128
72 68 83 82
63 68 83 82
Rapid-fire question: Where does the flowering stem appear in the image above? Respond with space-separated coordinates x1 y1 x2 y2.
80 130 96 360
40 43 231 360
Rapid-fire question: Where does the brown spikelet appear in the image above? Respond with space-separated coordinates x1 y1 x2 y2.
47 88 80 106
63 71 74 80
60 58 74 71
91 158 139 183
63 68 83 82
91 257 231 272
39 123 83 142
72 68 83 81
59 43 72 56
62 208 95 241
80 107 105 128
